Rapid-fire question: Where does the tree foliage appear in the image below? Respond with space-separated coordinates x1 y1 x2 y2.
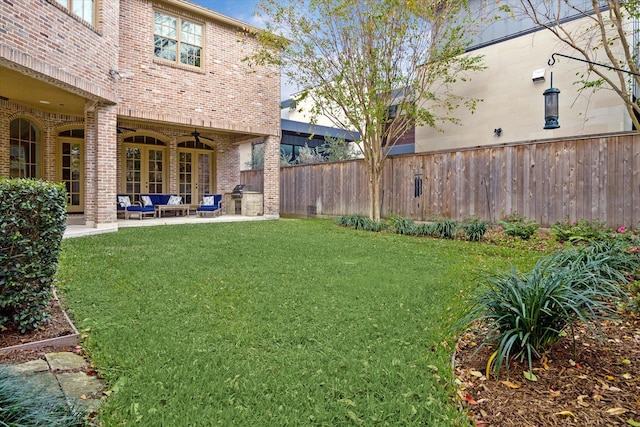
252 0 484 220
503 0 640 130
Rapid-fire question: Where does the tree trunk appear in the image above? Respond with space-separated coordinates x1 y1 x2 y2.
368 166 382 222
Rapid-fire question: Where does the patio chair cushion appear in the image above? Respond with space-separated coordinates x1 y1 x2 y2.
202 195 215 206
126 205 155 213
167 195 182 205
141 195 153 207
118 195 131 208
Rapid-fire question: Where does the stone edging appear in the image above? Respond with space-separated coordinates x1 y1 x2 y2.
0 290 80 355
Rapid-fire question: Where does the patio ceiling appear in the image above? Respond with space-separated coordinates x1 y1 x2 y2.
0 67 88 116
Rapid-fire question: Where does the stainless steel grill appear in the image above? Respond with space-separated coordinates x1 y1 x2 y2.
231 184 248 199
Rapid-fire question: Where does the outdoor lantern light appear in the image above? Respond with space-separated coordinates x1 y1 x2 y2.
543 72 560 129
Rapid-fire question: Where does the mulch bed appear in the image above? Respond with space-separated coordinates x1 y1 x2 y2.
454 312 640 426
0 299 77 365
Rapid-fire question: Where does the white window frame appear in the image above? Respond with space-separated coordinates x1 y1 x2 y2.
154 11 203 68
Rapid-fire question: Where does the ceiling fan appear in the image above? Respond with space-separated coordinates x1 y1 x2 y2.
189 129 215 144
116 123 137 134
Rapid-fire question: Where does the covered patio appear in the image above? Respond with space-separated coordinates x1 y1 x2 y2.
64 212 274 239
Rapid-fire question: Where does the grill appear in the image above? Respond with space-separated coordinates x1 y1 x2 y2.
231 184 248 199
231 184 253 214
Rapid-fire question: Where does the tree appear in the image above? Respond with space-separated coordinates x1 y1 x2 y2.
504 0 640 130
322 135 357 162
253 0 484 220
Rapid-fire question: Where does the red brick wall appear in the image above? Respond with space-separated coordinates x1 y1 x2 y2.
0 0 119 103
117 0 280 136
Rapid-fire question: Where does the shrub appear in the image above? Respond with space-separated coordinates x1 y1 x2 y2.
388 216 417 235
550 219 610 243
545 240 639 290
0 179 67 333
0 366 83 426
462 218 488 242
336 214 385 232
361 219 386 232
497 212 539 240
434 219 458 239
466 257 623 376
336 214 368 229
629 280 640 313
414 223 437 237
296 143 325 164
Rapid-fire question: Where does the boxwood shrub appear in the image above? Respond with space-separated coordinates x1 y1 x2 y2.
0 178 67 333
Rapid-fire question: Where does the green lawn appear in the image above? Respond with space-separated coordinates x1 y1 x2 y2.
57 219 538 426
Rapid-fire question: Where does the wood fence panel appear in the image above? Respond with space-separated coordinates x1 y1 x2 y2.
464 150 475 218
241 133 640 228
575 140 586 222
622 136 633 228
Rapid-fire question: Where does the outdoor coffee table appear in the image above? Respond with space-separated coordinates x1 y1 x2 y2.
156 204 189 218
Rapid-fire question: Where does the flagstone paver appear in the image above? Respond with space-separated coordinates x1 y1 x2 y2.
45 351 87 370
3 351 105 417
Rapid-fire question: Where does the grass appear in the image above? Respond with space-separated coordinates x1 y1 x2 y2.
56 219 538 426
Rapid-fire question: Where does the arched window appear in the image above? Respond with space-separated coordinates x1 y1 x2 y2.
10 118 41 178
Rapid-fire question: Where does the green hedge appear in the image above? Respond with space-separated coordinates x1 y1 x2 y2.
0 179 67 333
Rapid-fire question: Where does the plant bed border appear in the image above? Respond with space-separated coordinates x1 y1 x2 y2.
0 291 79 355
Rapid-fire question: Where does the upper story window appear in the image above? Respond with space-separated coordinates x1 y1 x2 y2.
154 12 202 68
55 0 94 26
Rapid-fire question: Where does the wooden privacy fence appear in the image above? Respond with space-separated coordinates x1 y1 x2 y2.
241 133 640 228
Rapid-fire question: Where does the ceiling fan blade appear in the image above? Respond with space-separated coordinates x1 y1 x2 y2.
200 135 215 142
117 124 137 134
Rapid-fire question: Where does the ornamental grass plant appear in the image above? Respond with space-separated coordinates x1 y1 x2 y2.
466 241 635 377
0 366 83 426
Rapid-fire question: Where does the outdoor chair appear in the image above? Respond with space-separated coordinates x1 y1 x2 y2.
117 194 155 220
196 194 222 217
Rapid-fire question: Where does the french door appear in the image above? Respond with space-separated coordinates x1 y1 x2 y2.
124 145 166 202
178 150 214 204
59 139 83 213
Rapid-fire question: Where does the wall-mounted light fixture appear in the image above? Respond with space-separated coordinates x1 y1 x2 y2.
494 128 502 136
109 68 122 80
532 68 545 83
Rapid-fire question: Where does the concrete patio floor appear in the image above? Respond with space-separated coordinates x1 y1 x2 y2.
64 214 274 239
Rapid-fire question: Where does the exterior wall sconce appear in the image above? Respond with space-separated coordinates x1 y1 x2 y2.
494 127 502 136
543 72 560 129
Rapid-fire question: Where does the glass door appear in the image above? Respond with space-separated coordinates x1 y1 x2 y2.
125 147 142 201
148 149 164 194
197 153 212 196
178 151 193 204
59 140 83 213
123 144 166 202
178 149 215 204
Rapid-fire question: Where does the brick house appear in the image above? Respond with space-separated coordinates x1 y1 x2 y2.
0 0 281 232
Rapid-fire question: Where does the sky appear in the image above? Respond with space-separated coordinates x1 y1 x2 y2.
190 1 263 28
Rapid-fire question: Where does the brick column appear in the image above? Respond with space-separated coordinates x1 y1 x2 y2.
84 104 96 225
262 134 280 218
85 102 118 229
